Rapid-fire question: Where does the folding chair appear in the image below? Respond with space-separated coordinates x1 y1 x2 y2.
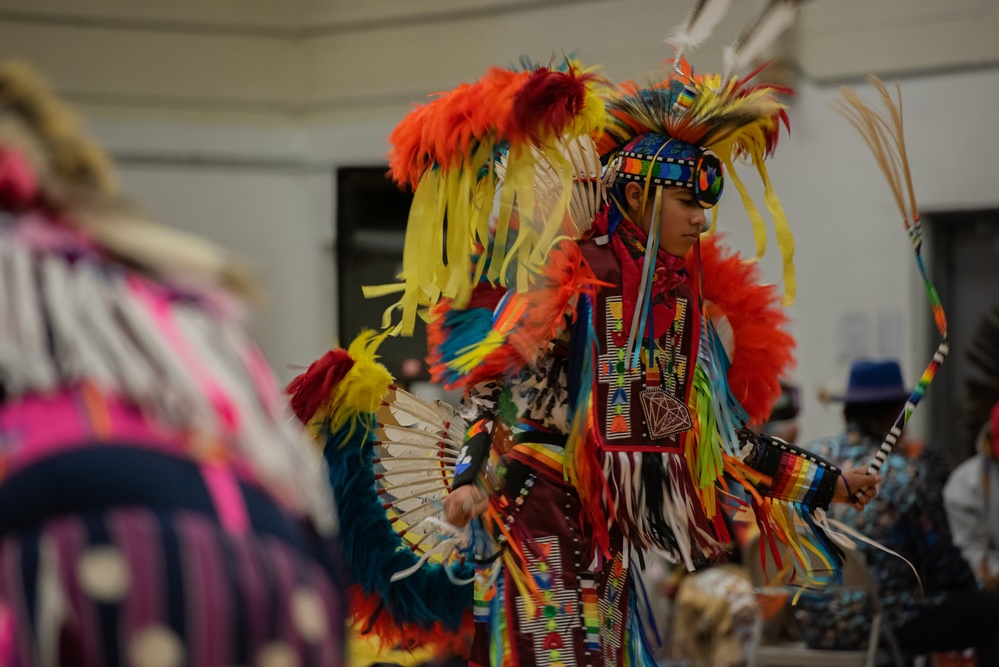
744 534 898 667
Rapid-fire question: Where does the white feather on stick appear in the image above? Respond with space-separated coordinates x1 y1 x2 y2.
377 464 439 481
722 0 799 80
388 501 439 527
375 455 459 464
667 0 735 62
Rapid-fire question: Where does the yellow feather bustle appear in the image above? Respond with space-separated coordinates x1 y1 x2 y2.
330 330 394 434
369 61 610 336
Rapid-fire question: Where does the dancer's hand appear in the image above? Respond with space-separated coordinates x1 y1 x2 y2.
444 485 488 528
834 467 882 511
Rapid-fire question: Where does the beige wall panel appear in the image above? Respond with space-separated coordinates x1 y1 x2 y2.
301 0 669 28
0 0 304 30
303 0 758 110
0 21 301 111
304 0 520 26
797 0 999 80
799 0 992 32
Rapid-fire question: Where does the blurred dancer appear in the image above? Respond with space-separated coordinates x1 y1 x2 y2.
0 63 343 666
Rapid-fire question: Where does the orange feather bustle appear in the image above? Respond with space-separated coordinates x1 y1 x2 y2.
387 103 434 189
470 67 532 145
386 68 532 189
427 240 608 393
388 65 602 190
500 241 608 365
348 586 474 656
692 235 795 423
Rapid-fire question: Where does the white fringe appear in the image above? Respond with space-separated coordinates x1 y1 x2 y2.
0 220 335 534
599 446 730 571
7 239 58 393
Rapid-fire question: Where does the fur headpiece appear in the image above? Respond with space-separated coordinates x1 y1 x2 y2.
0 61 117 205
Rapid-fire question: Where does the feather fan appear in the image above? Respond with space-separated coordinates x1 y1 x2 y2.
287 333 474 652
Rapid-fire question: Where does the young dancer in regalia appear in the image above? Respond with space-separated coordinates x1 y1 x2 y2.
290 4 881 664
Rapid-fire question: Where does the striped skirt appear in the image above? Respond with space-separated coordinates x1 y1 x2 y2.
469 442 639 667
0 506 344 667
0 444 344 667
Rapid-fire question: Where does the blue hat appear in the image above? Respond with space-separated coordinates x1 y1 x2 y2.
834 359 911 404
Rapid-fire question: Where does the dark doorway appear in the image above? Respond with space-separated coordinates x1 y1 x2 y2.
336 167 427 381
926 209 999 465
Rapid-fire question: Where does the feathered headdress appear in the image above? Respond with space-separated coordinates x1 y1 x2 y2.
374 1 801 340
597 63 795 306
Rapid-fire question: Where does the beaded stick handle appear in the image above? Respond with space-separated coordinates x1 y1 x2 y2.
866 342 948 475
835 78 949 482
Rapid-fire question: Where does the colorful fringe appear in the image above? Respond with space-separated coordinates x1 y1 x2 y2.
563 292 725 568
427 240 607 393
678 235 799 564
287 332 473 653
623 581 662 667
563 291 614 559
556 237 797 570
724 436 845 586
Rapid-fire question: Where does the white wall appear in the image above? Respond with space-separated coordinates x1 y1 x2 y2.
715 68 999 444
91 117 337 384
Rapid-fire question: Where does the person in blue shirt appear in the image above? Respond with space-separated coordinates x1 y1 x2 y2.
809 359 999 663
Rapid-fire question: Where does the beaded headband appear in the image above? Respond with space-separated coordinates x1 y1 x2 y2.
613 133 724 208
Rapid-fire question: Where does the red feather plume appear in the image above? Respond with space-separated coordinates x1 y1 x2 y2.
348 586 473 657
693 235 795 423
509 67 592 145
286 348 355 424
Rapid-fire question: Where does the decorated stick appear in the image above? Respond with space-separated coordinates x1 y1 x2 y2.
867 342 948 474
835 77 948 477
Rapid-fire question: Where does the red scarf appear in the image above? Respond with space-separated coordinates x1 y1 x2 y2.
592 206 688 339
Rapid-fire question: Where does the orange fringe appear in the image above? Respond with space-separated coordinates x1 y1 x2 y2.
348 586 474 657
427 240 608 393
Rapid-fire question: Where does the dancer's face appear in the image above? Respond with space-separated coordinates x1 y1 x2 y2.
624 182 707 257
